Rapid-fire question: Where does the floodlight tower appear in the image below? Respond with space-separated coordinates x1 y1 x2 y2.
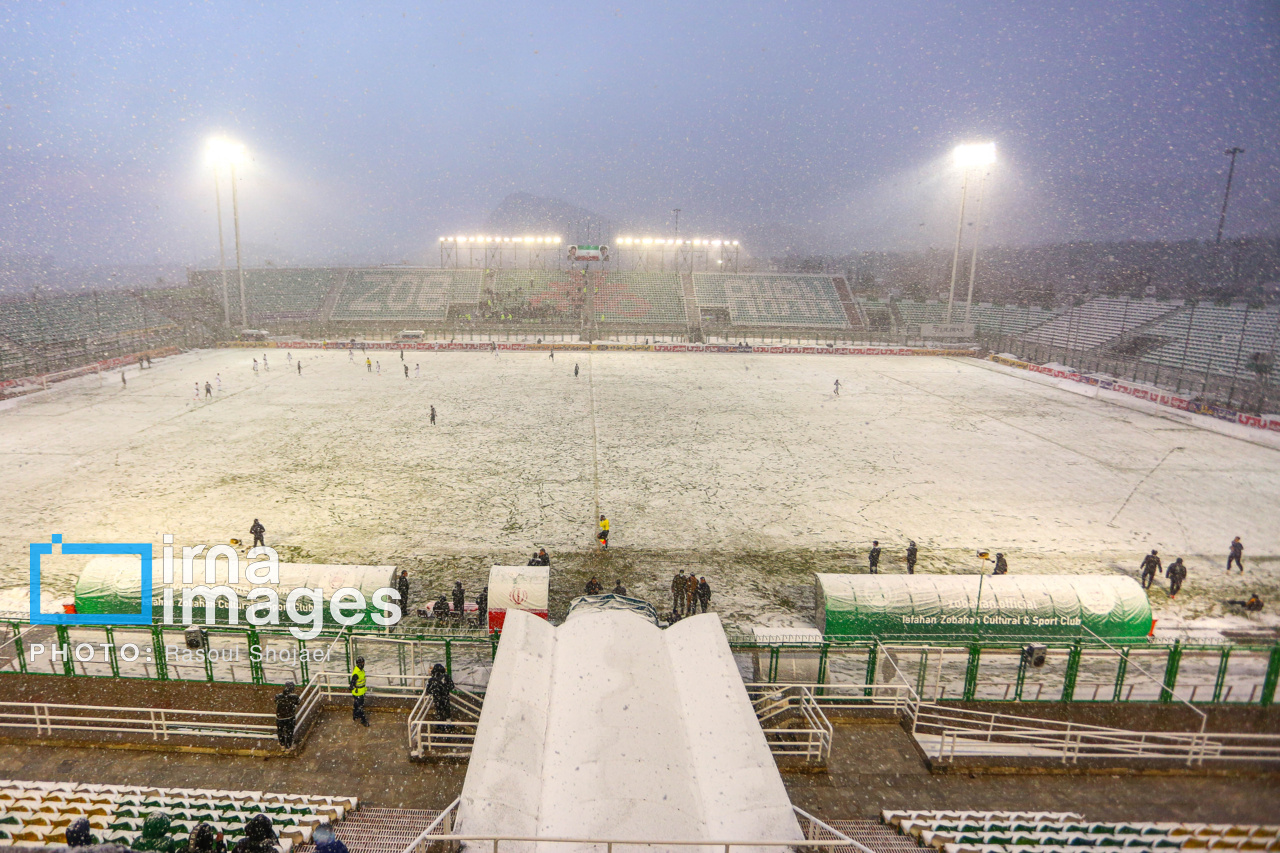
206 137 249 328
946 142 996 324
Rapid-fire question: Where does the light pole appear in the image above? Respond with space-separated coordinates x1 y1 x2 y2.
946 142 997 324
672 208 680 242
211 170 230 325
1216 147 1244 245
963 171 988 324
206 137 249 329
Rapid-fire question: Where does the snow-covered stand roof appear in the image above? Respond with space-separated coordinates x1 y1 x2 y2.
565 592 659 625
815 573 1153 639
457 609 802 852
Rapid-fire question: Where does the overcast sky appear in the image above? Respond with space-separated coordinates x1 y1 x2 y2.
1 0 1277 266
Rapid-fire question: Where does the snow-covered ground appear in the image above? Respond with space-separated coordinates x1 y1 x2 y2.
0 347 1276 635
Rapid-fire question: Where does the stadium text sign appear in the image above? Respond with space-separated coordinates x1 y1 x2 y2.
919 323 975 338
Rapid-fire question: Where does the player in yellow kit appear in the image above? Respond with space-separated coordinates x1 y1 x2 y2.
598 514 610 549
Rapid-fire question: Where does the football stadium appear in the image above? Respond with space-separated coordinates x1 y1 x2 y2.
3 4 1280 853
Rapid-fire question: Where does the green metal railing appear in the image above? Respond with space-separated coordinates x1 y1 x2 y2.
2 620 1277 707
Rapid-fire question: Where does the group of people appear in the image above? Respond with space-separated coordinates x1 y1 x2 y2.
65 810 319 853
429 580 488 628
331 655 455 732
860 539 921 574
670 570 712 617
1139 537 1252 601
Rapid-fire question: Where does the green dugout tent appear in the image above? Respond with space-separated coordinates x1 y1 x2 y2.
74 556 399 628
814 574 1153 640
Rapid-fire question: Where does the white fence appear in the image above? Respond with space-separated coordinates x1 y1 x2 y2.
0 700 278 742
747 685 833 766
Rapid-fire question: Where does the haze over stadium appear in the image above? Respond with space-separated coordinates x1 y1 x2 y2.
2 3 1280 852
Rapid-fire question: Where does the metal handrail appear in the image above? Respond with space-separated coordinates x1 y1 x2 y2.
400 802 880 853
0 701 277 741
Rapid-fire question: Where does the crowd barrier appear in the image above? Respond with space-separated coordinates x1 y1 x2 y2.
0 346 182 399
220 340 979 357
989 354 1280 434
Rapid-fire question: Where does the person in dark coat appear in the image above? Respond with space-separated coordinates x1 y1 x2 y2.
133 814 180 852
1245 593 1264 612
671 570 687 616
868 541 881 574
232 814 278 853
1140 550 1162 590
427 663 455 721
686 572 698 613
993 553 1008 575
311 825 349 853
397 571 411 610
432 594 450 621
1228 537 1244 573
612 580 627 595
905 541 918 574
476 586 488 627
183 823 227 853
249 519 265 548
274 680 300 748
1167 558 1187 597
527 551 541 566
585 576 602 595
697 577 711 613
535 548 550 566
452 581 465 618
65 817 98 847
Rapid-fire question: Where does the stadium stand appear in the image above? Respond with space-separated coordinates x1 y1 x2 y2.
0 291 174 348
0 779 355 850
190 268 343 325
594 271 687 327
483 270 584 323
330 269 484 323
893 300 1058 336
1138 304 1280 380
883 811 1280 853
693 273 848 328
1020 297 1176 350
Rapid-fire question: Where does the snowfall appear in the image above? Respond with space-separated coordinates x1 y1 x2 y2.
1 346 1277 638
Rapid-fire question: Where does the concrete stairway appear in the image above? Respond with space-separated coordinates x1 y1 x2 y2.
294 807 442 853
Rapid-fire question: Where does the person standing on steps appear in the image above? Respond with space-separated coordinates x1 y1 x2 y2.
1140 549 1162 590
427 663 454 721
250 519 265 548
906 540 918 574
274 681 299 748
350 656 370 727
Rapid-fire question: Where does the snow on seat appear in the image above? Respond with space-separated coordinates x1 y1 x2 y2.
457 608 801 851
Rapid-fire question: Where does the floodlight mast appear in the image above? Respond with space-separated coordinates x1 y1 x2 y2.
946 142 996 325
206 137 249 329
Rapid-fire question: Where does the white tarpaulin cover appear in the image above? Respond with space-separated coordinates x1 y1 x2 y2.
457 609 801 852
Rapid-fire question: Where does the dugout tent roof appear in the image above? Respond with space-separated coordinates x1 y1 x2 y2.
815 573 1153 640
457 609 802 849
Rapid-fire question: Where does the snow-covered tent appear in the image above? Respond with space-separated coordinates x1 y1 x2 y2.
486 565 550 633
74 556 398 627
457 609 802 852
565 592 658 625
815 573 1152 640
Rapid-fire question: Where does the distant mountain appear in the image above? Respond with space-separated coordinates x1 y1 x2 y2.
483 193 611 242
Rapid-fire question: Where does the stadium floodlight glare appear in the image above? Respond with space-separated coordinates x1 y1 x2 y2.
732 241 739 246
953 141 996 170
205 136 247 169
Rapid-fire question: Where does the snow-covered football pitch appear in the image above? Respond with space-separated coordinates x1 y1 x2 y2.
1 346 1277 633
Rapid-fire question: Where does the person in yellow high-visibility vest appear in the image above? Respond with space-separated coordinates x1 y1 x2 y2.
598 514 610 550
349 656 370 727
